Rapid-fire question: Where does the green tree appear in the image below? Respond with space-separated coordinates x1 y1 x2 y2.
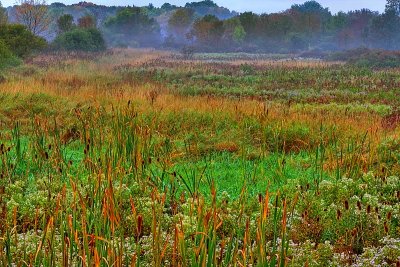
223 18 246 44
0 24 47 58
104 7 161 47
233 24 246 44
57 14 75 33
168 8 194 37
53 28 106 52
192 15 224 47
0 1 7 25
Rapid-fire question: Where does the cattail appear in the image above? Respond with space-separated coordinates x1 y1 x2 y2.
397 191 400 199
351 228 357 236
148 157 152 164
387 212 392 220
367 205 371 214
84 149 87 155
59 167 62 173
357 201 362 211
48 144 52 150
258 194 262 203
375 207 379 213
173 171 176 177
316 217 320 223
86 144 90 151
136 215 143 240
337 209 342 220
306 183 310 190
384 221 389 234
344 200 349 210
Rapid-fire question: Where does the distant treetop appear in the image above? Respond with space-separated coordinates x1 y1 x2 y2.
185 0 218 9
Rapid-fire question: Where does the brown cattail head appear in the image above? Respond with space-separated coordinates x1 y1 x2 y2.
384 221 389 233
367 205 371 214
344 200 349 210
337 209 342 220
137 215 143 238
258 194 262 203
45 152 49 160
397 191 400 199
351 228 357 237
375 207 379 213
357 201 362 211
387 212 392 220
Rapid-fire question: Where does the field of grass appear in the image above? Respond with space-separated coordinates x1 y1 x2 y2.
0 49 399 266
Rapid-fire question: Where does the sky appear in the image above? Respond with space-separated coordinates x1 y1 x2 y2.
1 0 387 14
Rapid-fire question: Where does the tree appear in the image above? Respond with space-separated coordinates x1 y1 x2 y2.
238 12 258 40
369 9 400 49
233 24 246 44
14 0 51 36
104 7 161 47
223 17 246 44
192 15 224 47
78 15 96 28
168 8 194 38
53 28 106 52
0 24 47 58
0 1 7 25
57 14 75 33
386 0 400 15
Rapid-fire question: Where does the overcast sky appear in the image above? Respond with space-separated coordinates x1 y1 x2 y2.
1 0 387 14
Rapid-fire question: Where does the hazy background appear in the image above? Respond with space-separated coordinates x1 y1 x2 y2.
1 0 387 13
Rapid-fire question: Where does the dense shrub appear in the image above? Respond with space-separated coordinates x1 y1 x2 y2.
53 28 106 52
329 48 400 68
0 24 47 58
0 40 21 71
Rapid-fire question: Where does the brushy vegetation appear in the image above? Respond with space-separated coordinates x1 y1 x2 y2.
0 50 399 266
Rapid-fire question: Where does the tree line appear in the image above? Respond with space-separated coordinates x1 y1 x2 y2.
2 0 400 58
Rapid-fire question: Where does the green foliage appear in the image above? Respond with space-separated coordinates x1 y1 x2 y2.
0 1 7 25
233 24 246 44
168 8 194 35
192 15 224 46
57 14 75 33
0 41 21 71
53 27 106 52
0 24 47 58
104 6 160 47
